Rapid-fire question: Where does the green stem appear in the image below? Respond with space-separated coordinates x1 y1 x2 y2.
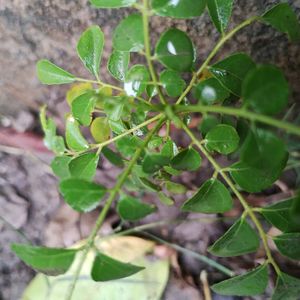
175 104 300 136
181 122 282 276
176 16 259 105
142 0 167 105
65 117 165 300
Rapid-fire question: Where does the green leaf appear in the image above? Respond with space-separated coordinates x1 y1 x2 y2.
231 129 288 193
198 115 220 136
209 218 260 257
207 0 234 33
262 3 300 42
273 233 300 260
160 70 186 97
158 192 174 206
209 53 256 96
230 160 288 193
65 115 89 151
90 0 136 8
108 50 130 81
115 136 143 157
59 178 106 212
71 92 96 126
272 273 300 300
194 77 230 105
182 179 233 213
66 83 93 106
261 198 300 232
171 148 201 171
36 60 75 85
212 264 269 296
104 96 127 121
90 117 111 143
161 139 179 158
205 124 239 155
69 152 99 181
102 146 124 168
91 252 144 282
40 106 66 155
77 25 104 79
165 181 186 194
11 244 77 276
117 196 156 221
51 156 72 179
155 28 195 72
242 65 289 115
142 153 170 174
113 14 144 52
124 65 150 97
151 0 206 19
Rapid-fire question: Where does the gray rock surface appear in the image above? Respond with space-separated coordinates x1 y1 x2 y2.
0 0 300 119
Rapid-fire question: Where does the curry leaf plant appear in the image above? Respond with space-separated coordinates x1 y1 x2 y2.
12 1 300 299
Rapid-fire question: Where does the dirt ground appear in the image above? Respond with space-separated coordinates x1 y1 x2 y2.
1 1 300 300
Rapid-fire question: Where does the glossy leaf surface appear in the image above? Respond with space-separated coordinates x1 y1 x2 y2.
155 28 195 72
117 196 156 221
212 264 268 296
11 244 77 276
124 65 150 97
113 14 144 52
209 53 256 96
160 70 186 97
209 218 260 257
65 115 89 151
59 178 106 212
205 124 240 155
108 50 130 81
37 60 75 85
91 252 144 281
182 179 233 213
195 77 230 105
151 0 206 19
77 25 104 78
207 0 234 33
